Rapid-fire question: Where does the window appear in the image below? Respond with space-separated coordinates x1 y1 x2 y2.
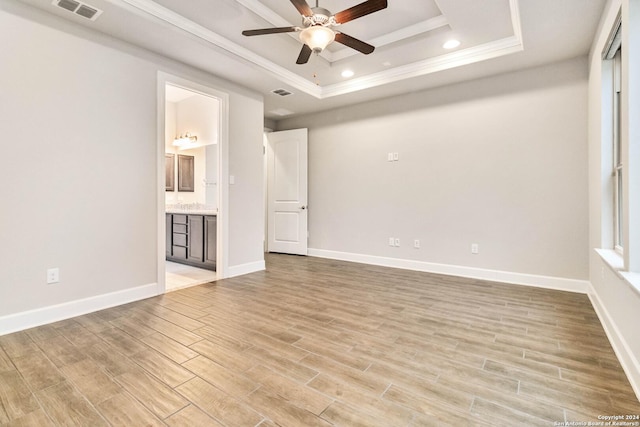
597 8 640 291
603 18 623 253
613 46 623 252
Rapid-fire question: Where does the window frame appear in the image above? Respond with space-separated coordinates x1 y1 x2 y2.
612 46 623 253
596 5 640 294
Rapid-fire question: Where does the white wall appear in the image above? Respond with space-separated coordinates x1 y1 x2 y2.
278 57 589 283
176 94 220 147
165 95 217 207
587 0 640 398
228 95 266 272
165 102 178 151
205 144 219 206
175 94 219 208
0 1 264 331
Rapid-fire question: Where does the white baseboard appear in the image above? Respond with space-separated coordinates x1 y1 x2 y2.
226 260 265 278
0 283 159 336
307 248 590 293
588 285 640 401
1 258 267 336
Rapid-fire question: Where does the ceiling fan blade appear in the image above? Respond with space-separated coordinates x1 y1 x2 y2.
296 44 313 64
290 0 313 17
242 26 299 36
334 0 387 24
335 32 375 54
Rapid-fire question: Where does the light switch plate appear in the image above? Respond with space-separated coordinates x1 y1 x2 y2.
47 268 59 284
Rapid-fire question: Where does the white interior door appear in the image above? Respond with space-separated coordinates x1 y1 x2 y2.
267 129 308 255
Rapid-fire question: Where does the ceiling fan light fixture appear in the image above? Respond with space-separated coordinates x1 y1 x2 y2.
299 25 335 53
242 0 387 64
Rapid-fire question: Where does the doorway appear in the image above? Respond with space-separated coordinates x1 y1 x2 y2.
157 73 229 293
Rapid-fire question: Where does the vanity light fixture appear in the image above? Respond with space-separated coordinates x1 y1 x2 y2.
173 133 197 147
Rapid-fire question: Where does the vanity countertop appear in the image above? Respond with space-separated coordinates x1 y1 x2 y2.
166 204 217 215
167 209 217 215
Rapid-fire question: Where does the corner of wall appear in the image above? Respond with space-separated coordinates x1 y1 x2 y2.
227 260 266 278
587 283 640 401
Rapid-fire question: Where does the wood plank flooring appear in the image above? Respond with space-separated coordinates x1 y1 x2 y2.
1 254 638 426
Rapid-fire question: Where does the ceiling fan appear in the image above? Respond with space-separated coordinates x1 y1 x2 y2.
242 0 388 64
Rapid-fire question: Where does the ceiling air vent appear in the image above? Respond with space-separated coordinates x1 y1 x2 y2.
76 4 99 19
52 0 102 21
56 0 79 12
271 89 293 97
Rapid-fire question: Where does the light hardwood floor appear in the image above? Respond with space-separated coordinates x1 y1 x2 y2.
1 254 638 426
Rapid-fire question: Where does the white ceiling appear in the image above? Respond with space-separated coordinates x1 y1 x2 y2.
17 0 606 120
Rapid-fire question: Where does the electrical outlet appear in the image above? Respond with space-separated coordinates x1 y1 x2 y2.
414 239 420 249
389 237 395 246
471 243 479 254
47 268 59 284
394 238 400 247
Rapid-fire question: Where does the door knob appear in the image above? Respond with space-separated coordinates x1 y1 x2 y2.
300 206 307 210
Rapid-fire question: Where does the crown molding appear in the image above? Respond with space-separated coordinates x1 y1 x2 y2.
106 0 523 100
107 0 322 97
509 0 523 45
319 35 524 98
326 15 449 62
235 0 293 28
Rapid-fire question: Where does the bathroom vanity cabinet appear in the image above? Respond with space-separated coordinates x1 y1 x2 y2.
166 213 216 270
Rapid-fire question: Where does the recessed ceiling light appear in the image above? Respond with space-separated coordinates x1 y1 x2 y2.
341 70 354 78
443 39 461 49
382 61 392 67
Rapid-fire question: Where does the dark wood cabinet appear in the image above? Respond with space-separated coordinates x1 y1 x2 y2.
177 154 194 192
187 215 204 263
165 214 172 257
171 214 188 260
204 215 217 268
166 213 216 271
165 153 175 191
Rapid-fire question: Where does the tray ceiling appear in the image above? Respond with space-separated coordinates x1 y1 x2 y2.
11 0 606 119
